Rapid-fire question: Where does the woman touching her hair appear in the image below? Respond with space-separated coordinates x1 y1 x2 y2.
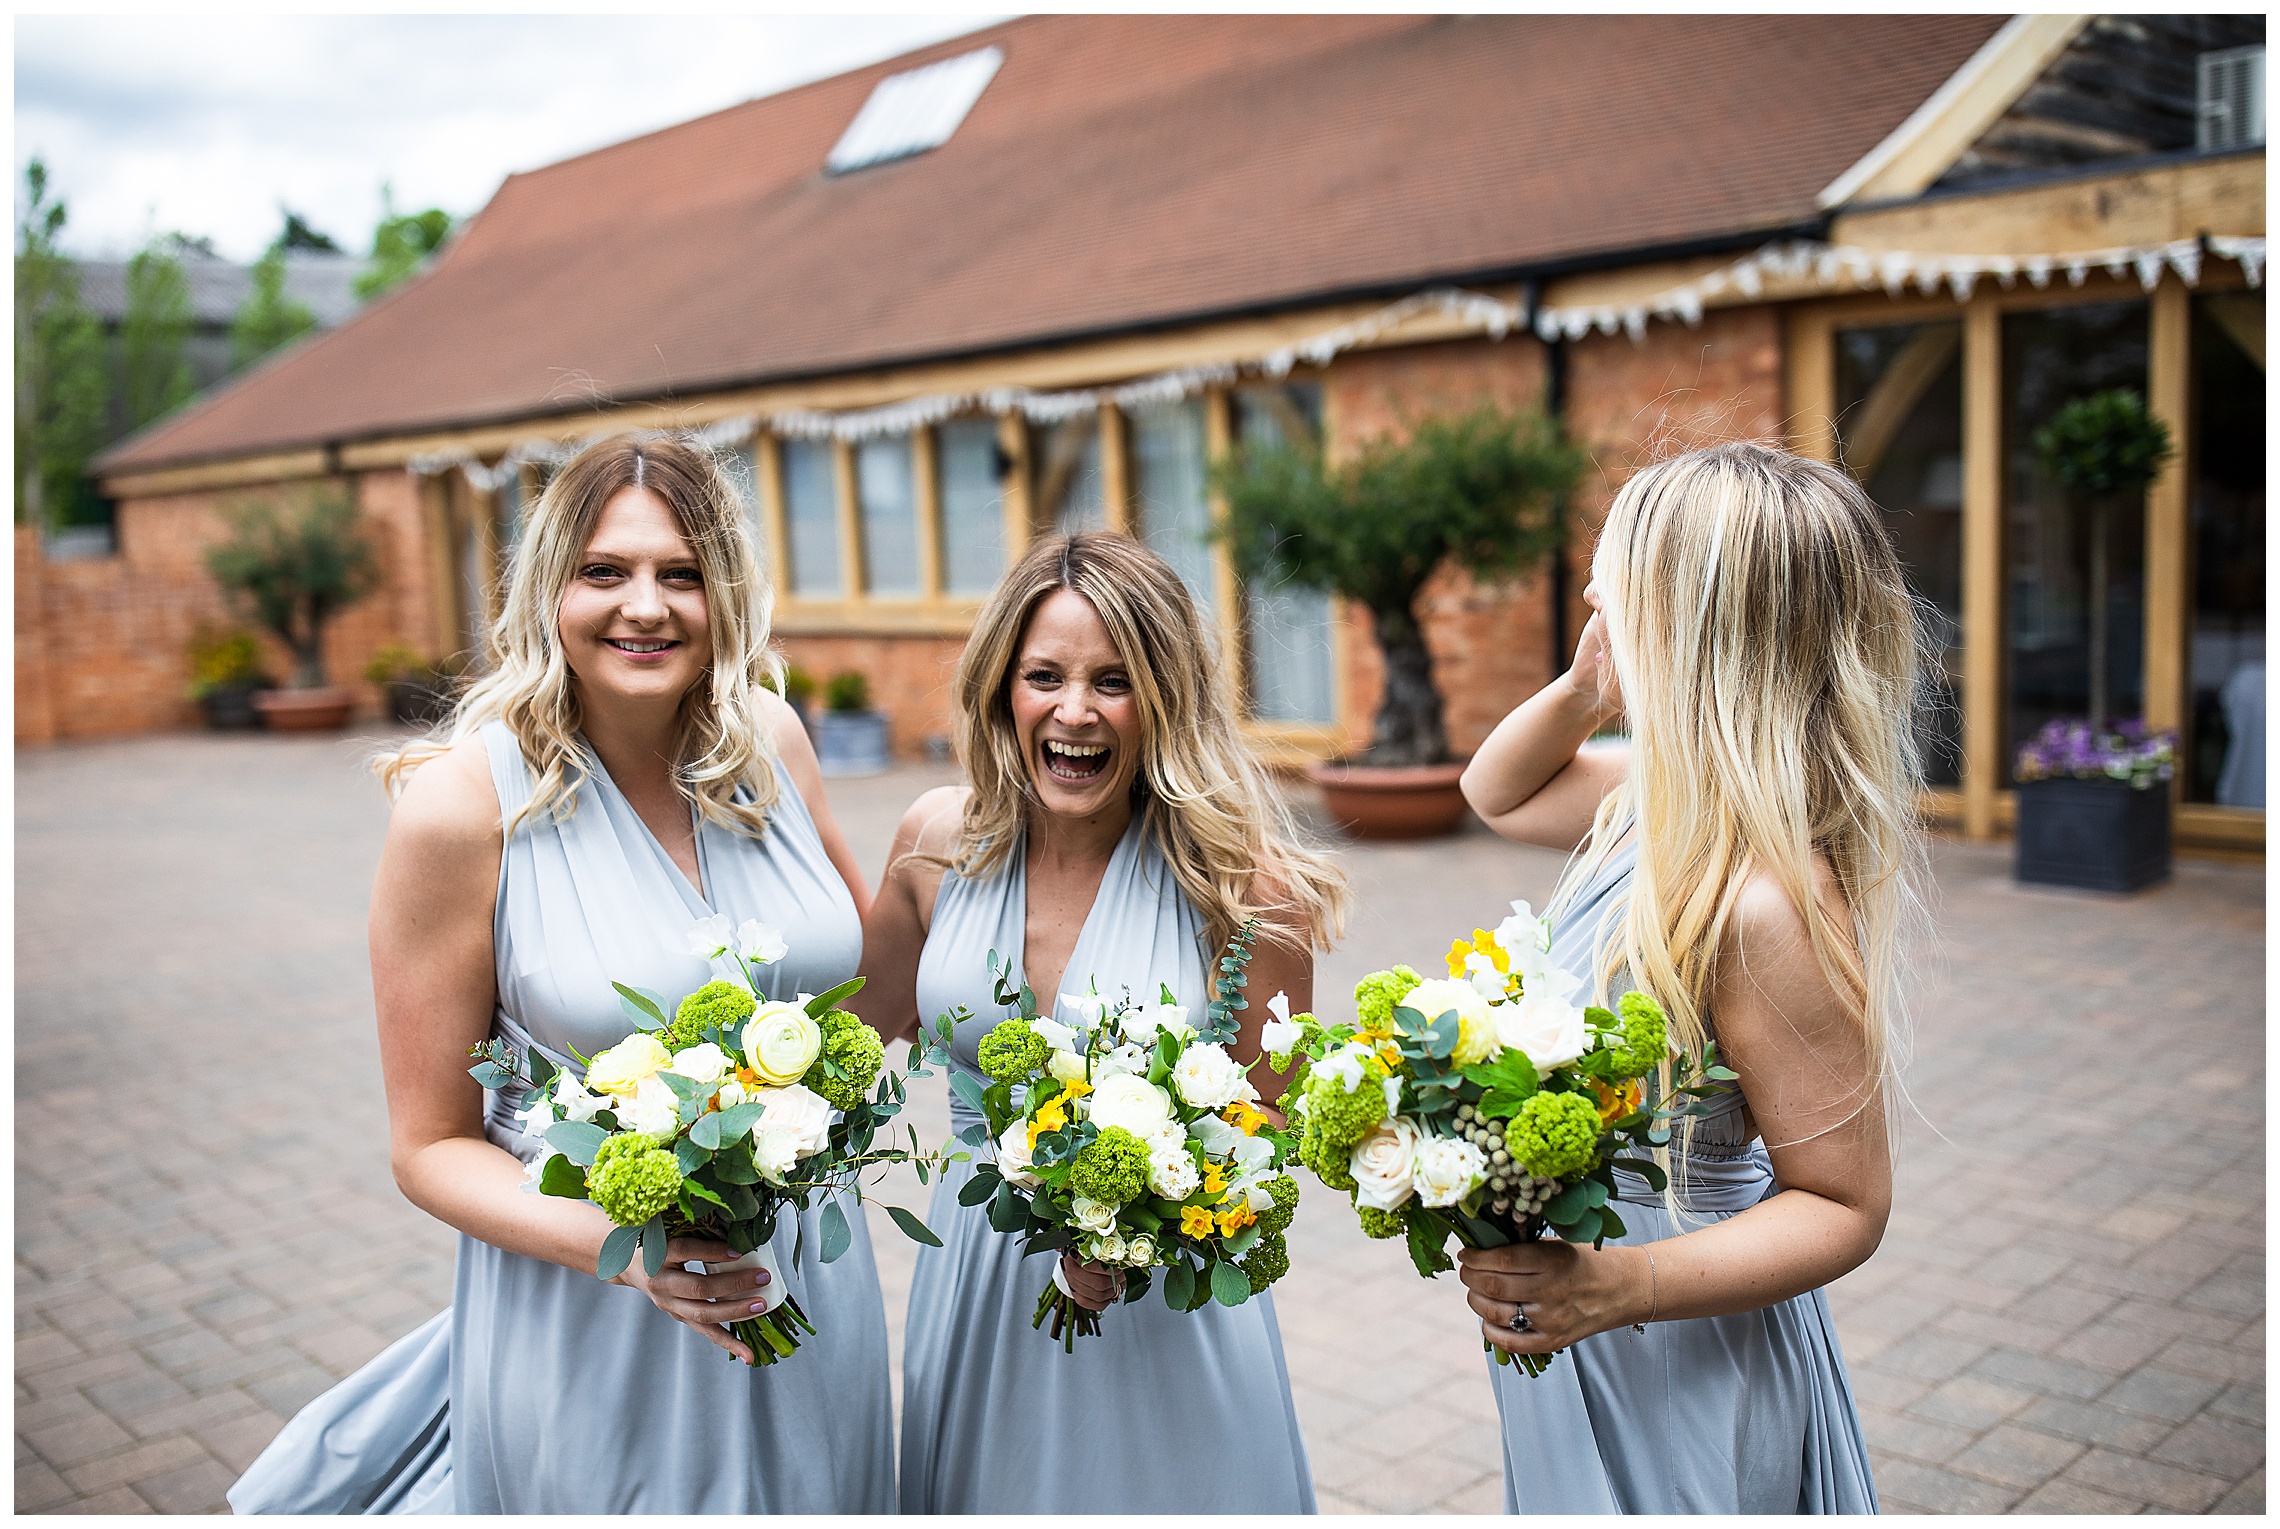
1454 442 1927 1514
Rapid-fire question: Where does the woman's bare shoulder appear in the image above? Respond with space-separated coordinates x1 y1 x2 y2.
899 785 970 860
388 732 503 854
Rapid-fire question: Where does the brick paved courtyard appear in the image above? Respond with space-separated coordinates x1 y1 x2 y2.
16 732 2265 1514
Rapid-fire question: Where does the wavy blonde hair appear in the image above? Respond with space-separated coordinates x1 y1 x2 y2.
1559 442 1930 1129
377 432 784 836
949 532 1349 957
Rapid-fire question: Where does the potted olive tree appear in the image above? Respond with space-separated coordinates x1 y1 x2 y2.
363 642 463 727
184 625 274 729
205 485 381 732
2013 390 2177 891
814 669 891 777
1215 404 1581 838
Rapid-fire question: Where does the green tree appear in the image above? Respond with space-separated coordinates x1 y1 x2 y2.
120 239 197 429
355 185 454 300
1214 405 1582 766
205 486 381 689
13 159 109 529
230 248 317 372
274 208 341 253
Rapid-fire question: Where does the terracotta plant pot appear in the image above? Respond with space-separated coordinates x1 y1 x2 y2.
253 687 356 732
1306 759 1471 840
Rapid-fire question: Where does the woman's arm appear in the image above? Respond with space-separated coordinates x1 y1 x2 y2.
1227 874 1317 1110
849 786 964 1044
1460 594 1628 851
763 689 871 919
372 738 786 1363
1458 864 1891 1355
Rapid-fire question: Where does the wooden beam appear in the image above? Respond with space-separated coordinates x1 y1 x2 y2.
832 439 863 601
1821 15 2090 206
1785 307 1839 465
773 600 989 638
102 449 330 500
1960 294 2004 841
419 472 460 662
1833 152 2264 258
1202 386 1246 712
997 412 1034 560
755 433 792 602
911 426 944 600
2143 274 2192 757
1098 401 1132 535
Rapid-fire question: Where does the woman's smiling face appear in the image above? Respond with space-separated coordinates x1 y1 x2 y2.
1007 589 1141 819
556 486 711 707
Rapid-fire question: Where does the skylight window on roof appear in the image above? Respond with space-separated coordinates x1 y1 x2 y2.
826 46 1003 175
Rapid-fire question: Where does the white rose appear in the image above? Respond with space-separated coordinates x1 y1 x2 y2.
1047 1049 1090 1085
1071 1196 1118 1234
586 1033 672 1098
1413 1135 1489 1208
750 1084 834 1158
736 919 788 966
716 1077 750 1110
687 913 734 960
1170 1042 1247 1110
1125 1234 1156 1267
1149 1151 1199 1200
751 1129 803 1185
1496 965 1590 1072
745 1001 822 1085
663 1042 731 1086
1096 1233 1129 1266
1088 1074 1173 1135
620 1073 682 1139
995 1119 1041 1189
1350 1117 1423 1211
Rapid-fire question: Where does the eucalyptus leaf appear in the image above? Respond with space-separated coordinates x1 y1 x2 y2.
887 1205 943 1247
539 1156 588 1199
805 977 865 1017
674 1138 712 1175
1210 1259 1252 1307
1222 1222 1263 1258
639 1218 668 1276
545 1121 608 1167
948 1070 989 1119
1609 1156 1668 1192
1595 1204 1628 1242
714 1102 765 1139
819 1198 852 1263
988 1181 1024 1234
1542 1181 1590 1225
596 1224 640 1281
1163 1260 1196 1310
1554 1205 1602 1244
468 1061 516 1091
958 1170 1002 1208
614 981 668 1031
528 1051 558 1087
690 1112 724 1151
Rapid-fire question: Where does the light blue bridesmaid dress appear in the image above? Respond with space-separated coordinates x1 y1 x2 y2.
1488 839 1879 1514
228 720 895 1514
899 814 1316 1514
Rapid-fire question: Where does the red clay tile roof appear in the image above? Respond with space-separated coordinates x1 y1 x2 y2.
101 13 2005 475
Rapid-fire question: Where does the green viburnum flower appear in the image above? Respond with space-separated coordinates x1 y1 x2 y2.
665 980 755 1052
1353 966 1423 1029
1356 1204 1406 1240
1508 1091 1602 1181
587 1133 683 1227
1300 1066 1387 1153
1067 1126 1151 1206
1604 991 1669 1080
1300 1122 1357 1192
977 1019 1049 1084
801 1010 886 1110
1255 1175 1300 1235
1240 1230 1290 1293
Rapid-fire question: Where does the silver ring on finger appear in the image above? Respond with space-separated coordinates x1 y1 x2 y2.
1508 1306 1532 1333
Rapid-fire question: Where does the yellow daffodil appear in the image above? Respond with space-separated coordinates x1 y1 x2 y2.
1216 1203 1257 1237
1202 1161 1227 1197
1179 1206 1216 1238
1026 1096 1070 1149
1593 1078 1644 1125
1446 928 1507 979
1223 1101 1269 1136
1058 1077 1093 1103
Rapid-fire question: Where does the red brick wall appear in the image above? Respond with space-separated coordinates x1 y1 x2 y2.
16 470 437 744
776 634 966 758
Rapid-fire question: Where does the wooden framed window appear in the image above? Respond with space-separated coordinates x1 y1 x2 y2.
854 434 922 597
778 438 843 598
937 417 1010 597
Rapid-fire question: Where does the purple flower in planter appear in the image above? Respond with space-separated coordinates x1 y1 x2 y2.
2014 718 2177 791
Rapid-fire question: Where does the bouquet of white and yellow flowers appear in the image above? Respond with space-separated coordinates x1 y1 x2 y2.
1282 901 1732 1375
470 915 951 1364
932 923 1301 1351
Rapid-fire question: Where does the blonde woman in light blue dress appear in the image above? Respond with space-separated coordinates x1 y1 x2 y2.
1454 443 1921 1513
856 532 1349 1514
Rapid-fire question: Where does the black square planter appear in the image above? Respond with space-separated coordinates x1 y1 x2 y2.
2014 777 2172 892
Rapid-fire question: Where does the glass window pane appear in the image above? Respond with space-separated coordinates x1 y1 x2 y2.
781 438 842 598
1233 382 1335 723
938 419 1007 596
2001 301 2150 777
2187 292 2265 807
856 435 920 596
1129 397 1218 622
1833 320 1965 786
1034 413 1104 533
719 443 762 575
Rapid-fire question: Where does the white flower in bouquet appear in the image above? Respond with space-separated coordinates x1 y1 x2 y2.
1071 1196 1118 1234
1058 993 1107 1030
621 1073 682 1139
1229 1133 1275 1175
749 1084 833 1183
735 919 788 966
753 1129 803 1184
552 1072 608 1123
1095 1233 1129 1265
717 1077 750 1110
1315 1041 1377 1094
1496 964 1590 1072
1495 900 1552 972
518 1150 551 1191
1149 1150 1199 1199
1464 953 1512 1005
1258 991 1304 1057
1033 1015 1082 1053
1350 1116 1423 1211
663 1042 732 1085
1047 1048 1090 1086
1088 1073 1174 1135
1171 1042 1248 1109
995 1119 1042 1189
1402 977 1498 1067
1126 1234 1156 1266
1189 1114 1242 1156
1413 1134 1489 1208
1143 1118 1188 1157
1094 1042 1152 1080
745 1001 822 1085
587 1033 672 1098
687 913 735 960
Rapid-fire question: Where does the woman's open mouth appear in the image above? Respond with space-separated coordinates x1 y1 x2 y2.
1041 739 1111 783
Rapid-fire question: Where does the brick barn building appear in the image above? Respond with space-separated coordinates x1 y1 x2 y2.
36 13 2266 852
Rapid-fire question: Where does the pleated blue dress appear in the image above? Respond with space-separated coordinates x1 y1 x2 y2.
899 815 1316 1514
1489 840 1879 1514
229 720 895 1514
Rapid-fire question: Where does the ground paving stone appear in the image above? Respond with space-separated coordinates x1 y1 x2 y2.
16 736 2264 1513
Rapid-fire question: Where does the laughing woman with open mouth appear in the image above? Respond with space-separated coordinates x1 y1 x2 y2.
856 532 1349 1513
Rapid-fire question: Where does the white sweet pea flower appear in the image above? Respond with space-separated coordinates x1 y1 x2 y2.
1094 1042 1151 1080
1258 990 1303 1056
620 1074 682 1139
1382 1073 1404 1118
1465 953 1512 1003
1228 1134 1275 1174
1171 1042 1248 1110
1495 900 1552 968
1149 1004 1194 1043
552 1073 608 1124
1058 993 1107 1028
662 1042 731 1086
736 920 788 966
1315 1042 1375 1094
1413 1135 1489 1208
1118 1005 1162 1046
687 913 735 960
1032 1016 1081 1054
1188 1114 1243 1157
518 1151 553 1193
1245 1181 1278 1213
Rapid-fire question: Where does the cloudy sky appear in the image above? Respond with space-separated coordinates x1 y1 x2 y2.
16 13 1003 262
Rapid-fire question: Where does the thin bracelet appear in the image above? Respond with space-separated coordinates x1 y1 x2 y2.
1632 1245 1658 1335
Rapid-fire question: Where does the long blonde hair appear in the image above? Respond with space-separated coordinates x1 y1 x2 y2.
377 432 784 836
950 532 1349 957
1561 442 1929 1120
